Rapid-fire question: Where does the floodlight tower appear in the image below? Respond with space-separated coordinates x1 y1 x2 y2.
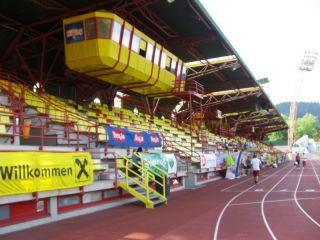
288 51 318 152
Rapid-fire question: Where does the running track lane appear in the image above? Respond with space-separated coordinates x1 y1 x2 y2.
264 159 320 240
215 159 320 240
214 162 293 239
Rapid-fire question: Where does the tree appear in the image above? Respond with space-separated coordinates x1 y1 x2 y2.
296 113 319 140
267 130 287 142
265 114 288 143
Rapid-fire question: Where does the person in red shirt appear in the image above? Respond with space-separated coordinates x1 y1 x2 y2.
295 153 300 167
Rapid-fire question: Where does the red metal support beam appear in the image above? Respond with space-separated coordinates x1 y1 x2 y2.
39 36 47 89
121 95 171 116
115 5 167 46
172 33 218 48
0 27 24 62
141 96 160 117
7 43 61 63
31 0 70 11
256 126 288 135
42 45 62 87
27 0 144 28
133 0 177 38
0 14 60 46
202 89 261 111
99 88 118 110
187 61 239 80
15 48 37 85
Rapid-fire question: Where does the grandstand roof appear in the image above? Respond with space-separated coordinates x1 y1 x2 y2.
0 0 287 139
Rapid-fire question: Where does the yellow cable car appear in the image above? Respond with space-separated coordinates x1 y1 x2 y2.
63 11 186 97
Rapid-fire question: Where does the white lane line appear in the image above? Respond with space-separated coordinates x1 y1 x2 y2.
255 189 264 192
223 190 320 193
310 159 320 185
220 177 252 192
305 189 315 192
287 175 320 177
294 167 320 228
230 196 320 206
261 167 295 240
213 164 292 240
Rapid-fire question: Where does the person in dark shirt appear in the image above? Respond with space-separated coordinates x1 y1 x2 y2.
131 147 142 177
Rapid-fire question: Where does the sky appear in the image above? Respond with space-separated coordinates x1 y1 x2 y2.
200 0 320 104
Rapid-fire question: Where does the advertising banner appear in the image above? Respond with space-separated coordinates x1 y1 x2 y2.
200 153 217 169
215 152 226 164
64 21 85 43
0 152 93 196
106 126 162 148
139 153 177 175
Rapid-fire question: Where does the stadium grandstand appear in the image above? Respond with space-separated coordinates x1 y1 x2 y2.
0 0 287 235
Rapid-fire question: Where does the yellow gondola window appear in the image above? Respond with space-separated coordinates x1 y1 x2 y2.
139 39 147 57
97 18 111 38
182 66 187 80
177 63 182 77
171 59 177 74
111 21 122 43
165 56 172 72
122 28 131 48
154 47 160 65
132 34 140 53
160 52 167 69
85 18 96 39
146 42 154 61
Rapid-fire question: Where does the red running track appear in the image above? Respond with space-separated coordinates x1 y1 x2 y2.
2 157 320 240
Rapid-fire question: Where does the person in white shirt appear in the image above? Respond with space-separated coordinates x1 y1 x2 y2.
251 154 262 184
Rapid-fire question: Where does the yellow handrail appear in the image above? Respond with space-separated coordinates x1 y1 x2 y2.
133 152 168 199
116 152 167 201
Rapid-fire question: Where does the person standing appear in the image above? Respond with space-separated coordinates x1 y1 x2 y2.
131 147 143 177
295 153 300 167
251 154 262 184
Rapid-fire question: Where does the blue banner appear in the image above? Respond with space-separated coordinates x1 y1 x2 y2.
106 126 162 148
235 151 243 177
65 21 84 43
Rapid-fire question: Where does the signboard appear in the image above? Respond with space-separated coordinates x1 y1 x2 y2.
106 126 162 148
139 153 177 175
215 152 226 165
65 21 85 43
0 152 93 196
200 153 217 169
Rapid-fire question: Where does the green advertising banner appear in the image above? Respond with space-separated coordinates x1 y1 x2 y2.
139 153 177 175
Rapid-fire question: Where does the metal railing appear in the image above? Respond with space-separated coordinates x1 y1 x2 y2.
116 152 167 208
